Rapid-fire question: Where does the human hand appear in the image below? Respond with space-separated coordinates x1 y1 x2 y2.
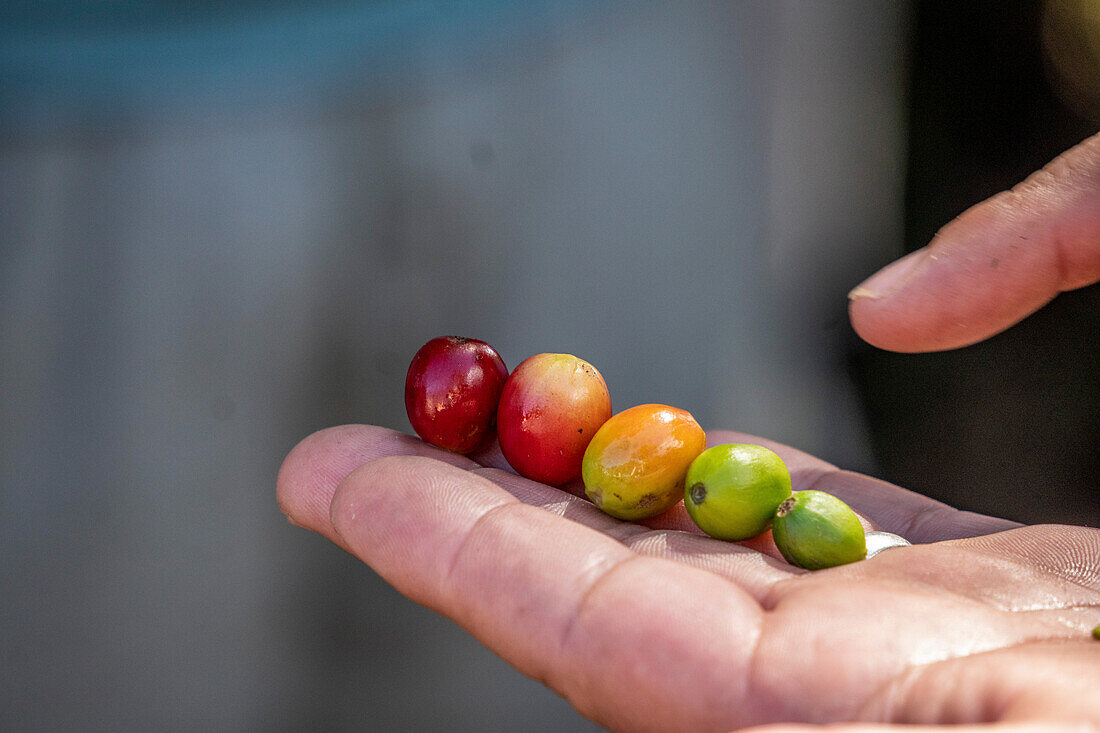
849 131 1100 352
277 425 1100 732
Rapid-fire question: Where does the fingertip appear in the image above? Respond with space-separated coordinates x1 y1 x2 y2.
847 294 898 352
847 247 932 302
847 277 990 353
276 424 481 544
846 268 970 354
276 424 368 536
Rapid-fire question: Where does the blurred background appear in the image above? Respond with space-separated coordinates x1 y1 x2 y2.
1 0 1097 730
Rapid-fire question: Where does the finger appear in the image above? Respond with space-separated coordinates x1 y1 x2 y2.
329 455 767 731
741 723 1085 732
278 425 797 596
859 640 1100 728
792 469 1020 543
825 532 1100 616
849 132 1100 352
277 424 1015 558
445 428 859 561
276 424 479 547
949 523 1100 592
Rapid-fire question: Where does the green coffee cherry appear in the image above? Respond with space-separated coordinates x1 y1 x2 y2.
684 444 792 541
772 490 866 570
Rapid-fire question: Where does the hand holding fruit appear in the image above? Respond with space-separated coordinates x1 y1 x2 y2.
849 131 1100 352
278 421 1098 731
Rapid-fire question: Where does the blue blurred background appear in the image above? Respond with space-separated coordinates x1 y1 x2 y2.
2 1 1097 730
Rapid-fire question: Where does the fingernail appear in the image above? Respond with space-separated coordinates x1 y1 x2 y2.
864 530 912 558
849 247 929 300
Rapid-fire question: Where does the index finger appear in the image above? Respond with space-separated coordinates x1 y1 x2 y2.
849 131 1100 352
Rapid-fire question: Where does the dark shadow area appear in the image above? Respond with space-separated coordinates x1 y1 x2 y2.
852 0 1100 526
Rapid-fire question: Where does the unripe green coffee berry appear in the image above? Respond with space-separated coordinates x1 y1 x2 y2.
772 490 866 570
684 444 792 541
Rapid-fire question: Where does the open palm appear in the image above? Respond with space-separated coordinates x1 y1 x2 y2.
278 133 1100 730
277 424 1100 732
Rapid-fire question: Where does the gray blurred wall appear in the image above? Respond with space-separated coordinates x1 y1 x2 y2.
0 1 908 729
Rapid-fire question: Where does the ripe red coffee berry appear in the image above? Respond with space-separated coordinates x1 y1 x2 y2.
497 353 612 486
404 336 508 453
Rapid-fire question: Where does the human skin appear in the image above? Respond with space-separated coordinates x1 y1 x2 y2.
277 132 1100 731
848 131 1100 352
278 425 1100 731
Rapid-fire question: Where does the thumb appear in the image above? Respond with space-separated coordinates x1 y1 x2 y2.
849 132 1100 353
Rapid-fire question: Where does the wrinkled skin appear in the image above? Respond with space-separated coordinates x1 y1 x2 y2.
278 132 1100 731
278 426 1100 732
